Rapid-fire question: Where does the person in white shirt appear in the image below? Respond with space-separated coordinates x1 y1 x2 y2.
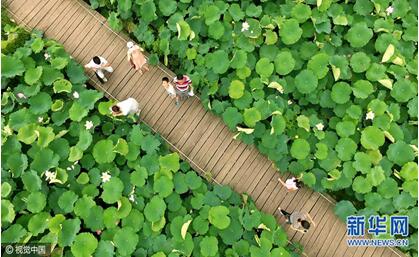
278 175 303 192
84 56 113 83
126 41 149 75
162 77 178 105
110 98 140 119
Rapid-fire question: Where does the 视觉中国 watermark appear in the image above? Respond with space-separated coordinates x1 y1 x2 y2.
346 215 409 247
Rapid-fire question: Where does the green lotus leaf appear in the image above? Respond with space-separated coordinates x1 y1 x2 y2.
279 19 302 45
66 60 88 84
301 172 316 187
331 82 352 104
53 79 72 93
274 51 295 75
208 21 225 40
387 141 415 166
335 121 356 138
270 114 286 135
352 80 374 99
400 162 418 181
122 209 144 232
95 240 115 257
307 53 330 79
71 232 98 257
1 55 25 78
24 66 43 85
58 218 81 247
51 99 64 112
334 200 357 221
7 153 27 178
51 57 69 70
93 139 116 164
58 191 79 213
8 108 36 130
17 123 37 145
365 63 387 81
256 58 274 78
335 138 357 161
28 212 50 236
242 19 261 38
391 78 417 103
36 126 55 148
393 192 416 210
377 178 399 199
200 236 218 257
291 4 311 23
208 206 230 230
222 107 243 130
114 138 128 155
2 224 27 243
229 80 245 99
352 175 372 194
140 134 161 153
353 152 372 173
103 207 119 229
26 191 46 213
290 138 310 160
78 89 103 110
154 176 174 198
368 99 387 116
159 152 180 172
243 107 261 128
403 180 418 198
206 50 229 74
151 252 166 257
230 50 247 69
1 182 12 198
74 196 95 220
101 177 124 204
295 69 318 94
296 115 310 132
69 146 83 162
30 148 59 172
366 166 386 186
364 193 384 211
76 173 89 184
21 170 42 192
158 0 177 16
264 30 278 45
130 166 148 187
315 143 328 160
228 4 245 21
345 22 373 47
144 195 166 222
204 5 220 25
76 130 93 151
28 92 52 114
350 52 371 73
360 126 385 150
1 199 15 224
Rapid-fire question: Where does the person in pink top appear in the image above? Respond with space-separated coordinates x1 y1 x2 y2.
126 41 149 75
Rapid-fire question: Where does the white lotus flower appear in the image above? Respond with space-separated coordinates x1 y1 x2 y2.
84 120 94 130
287 100 293 105
101 172 111 183
366 111 375 120
16 93 26 99
44 53 50 60
3 125 12 136
44 170 57 182
386 6 394 15
129 194 135 202
315 123 324 131
73 91 79 99
38 117 43 123
241 21 250 32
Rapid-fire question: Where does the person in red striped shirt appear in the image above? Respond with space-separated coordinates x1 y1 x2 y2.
173 74 194 107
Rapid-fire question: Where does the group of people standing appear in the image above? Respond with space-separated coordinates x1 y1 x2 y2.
84 41 194 118
84 40 315 235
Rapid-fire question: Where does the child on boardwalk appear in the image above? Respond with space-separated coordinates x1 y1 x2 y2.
110 98 141 121
278 208 316 234
85 56 113 83
278 175 303 192
126 41 149 75
162 77 178 105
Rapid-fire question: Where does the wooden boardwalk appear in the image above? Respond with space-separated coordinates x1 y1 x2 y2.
3 1 404 257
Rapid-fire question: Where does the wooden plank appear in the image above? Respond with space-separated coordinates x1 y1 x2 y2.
221 147 259 184
24 0 54 26
34 0 72 32
44 0 78 38
214 144 249 181
26 0 58 28
187 117 223 158
56 7 89 44
10 0 38 18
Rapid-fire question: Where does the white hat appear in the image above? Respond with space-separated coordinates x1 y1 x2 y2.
127 41 134 49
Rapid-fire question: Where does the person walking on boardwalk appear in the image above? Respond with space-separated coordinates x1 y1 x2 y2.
278 207 316 234
85 56 113 83
126 41 149 75
162 77 178 105
173 74 194 106
278 174 303 192
110 97 141 121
